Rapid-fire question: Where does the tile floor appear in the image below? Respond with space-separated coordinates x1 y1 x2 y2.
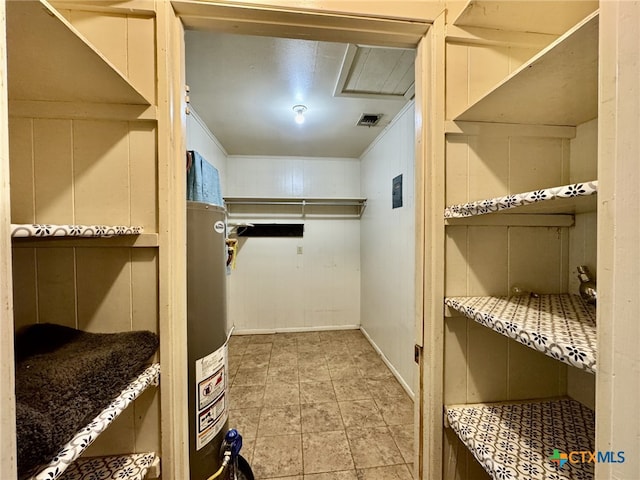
227 329 415 480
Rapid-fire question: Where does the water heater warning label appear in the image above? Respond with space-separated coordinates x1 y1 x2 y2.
195 342 228 450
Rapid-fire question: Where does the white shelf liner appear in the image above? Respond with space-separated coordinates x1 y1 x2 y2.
444 181 597 218
11 224 144 238
445 294 596 373
27 363 160 480
446 398 595 480
59 453 156 480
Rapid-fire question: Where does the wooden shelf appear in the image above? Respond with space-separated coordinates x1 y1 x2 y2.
224 196 367 218
11 223 157 248
454 11 598 126
445 294 596 373
446 398 595 480
11 223 144 238
453 0 598 35
444 181 597 218
26 364 160 480
6 0 152 105
445 214 575 227
59 453 157 480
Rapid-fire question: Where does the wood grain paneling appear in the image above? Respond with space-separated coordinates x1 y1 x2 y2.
36 248 76 327
467 227 508 296
34 119 73 223
75 248 132 332
129 122 158 230
10 248 37 330
8 117 34 222
74 120 130 225
131 249 159 334
466 322 508 403
467 135 509 201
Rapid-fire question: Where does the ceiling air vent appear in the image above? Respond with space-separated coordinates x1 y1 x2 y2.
357 113 382 127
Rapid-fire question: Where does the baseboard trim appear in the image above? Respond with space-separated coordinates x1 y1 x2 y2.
359 326 415 400
232 324 360 335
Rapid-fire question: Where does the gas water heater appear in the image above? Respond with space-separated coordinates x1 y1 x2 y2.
186 202 229 480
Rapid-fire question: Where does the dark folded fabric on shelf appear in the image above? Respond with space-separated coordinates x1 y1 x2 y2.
14 323 159 477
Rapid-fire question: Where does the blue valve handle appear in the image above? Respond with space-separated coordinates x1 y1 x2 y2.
221 428 243 460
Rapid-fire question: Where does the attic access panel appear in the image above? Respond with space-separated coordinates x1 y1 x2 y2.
334 44 416 100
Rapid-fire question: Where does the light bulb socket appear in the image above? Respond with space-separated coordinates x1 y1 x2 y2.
293 105 307 124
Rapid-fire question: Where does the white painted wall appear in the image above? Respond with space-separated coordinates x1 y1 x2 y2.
186 107 228 193
226 155 361 332
360 102 416 394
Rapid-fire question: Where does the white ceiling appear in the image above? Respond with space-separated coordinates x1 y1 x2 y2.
185 31 414 158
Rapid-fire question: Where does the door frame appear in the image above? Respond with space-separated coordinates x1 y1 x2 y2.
169 2 445 478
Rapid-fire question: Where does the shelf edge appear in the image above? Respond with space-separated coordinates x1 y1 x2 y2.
28 363 160 480
444 181 597 218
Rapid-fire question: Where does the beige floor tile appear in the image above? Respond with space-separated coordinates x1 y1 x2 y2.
365 378 407 402
298 342 328 355
241 437 255 464
299 364 331 382
348 342 376 355
332 378 372 402
300 402 344 433
338 400 385 428
351 354 386 372
252 434 303 478
251 334 277 344
249 342 274 354
388 424 414 465
229 407 261 440
271 337 298 349
296 332 322 344
318 330 351 341
241 352 272 369
263 381 300 406
340 330 366 342
267 365 299 384
375 396 414 426
355 464 413 480
323 343 352 356
229 385 265 409
229 354 243 377
325 355 355 369
298 351 328 366
302 431 355 474
270 351 299 367
300 381 337 404
258 404 301 436
229 336 252 354
346 427 403 469
234 366 269 386
261 477 302 480
351 352 379 365
328 364 361 381
304 471 358 480
357 365 393 380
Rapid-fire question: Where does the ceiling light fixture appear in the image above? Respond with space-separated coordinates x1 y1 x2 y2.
293 105 307 124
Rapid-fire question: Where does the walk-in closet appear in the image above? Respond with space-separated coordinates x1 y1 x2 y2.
183 27 420 477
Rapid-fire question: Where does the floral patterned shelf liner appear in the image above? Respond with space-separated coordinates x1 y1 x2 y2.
59 453 156 480
446 398 595 480
11 224 144 238
445 294 596 373
444 181 598 218
27 364 160 480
